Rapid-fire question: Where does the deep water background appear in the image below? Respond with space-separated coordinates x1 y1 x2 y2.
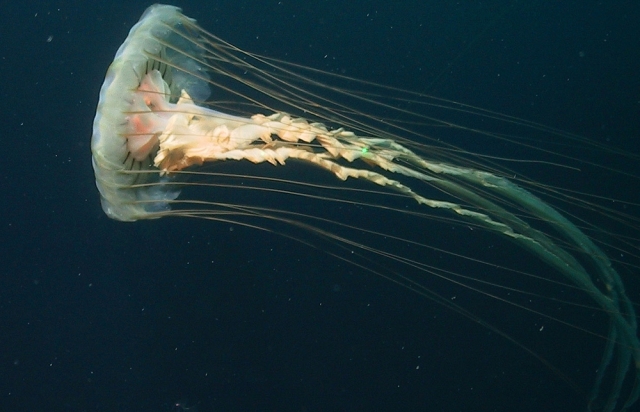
1 1 639 411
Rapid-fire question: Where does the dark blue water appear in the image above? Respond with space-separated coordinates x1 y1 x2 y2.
1 1 639 411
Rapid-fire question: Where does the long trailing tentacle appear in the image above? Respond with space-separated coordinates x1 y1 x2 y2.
153 104 639 411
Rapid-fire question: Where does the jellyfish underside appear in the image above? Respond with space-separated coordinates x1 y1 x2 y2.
91 5 639 411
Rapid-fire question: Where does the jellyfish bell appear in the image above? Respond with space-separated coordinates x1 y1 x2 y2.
92 5 210 220
91 4 639 411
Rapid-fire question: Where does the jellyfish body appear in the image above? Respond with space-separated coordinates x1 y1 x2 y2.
91 5 639 411
92 5 207 220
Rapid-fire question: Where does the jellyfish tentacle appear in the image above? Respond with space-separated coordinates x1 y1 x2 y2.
155 105 639 410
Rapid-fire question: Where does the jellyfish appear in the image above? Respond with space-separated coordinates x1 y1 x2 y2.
91 5 639 411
